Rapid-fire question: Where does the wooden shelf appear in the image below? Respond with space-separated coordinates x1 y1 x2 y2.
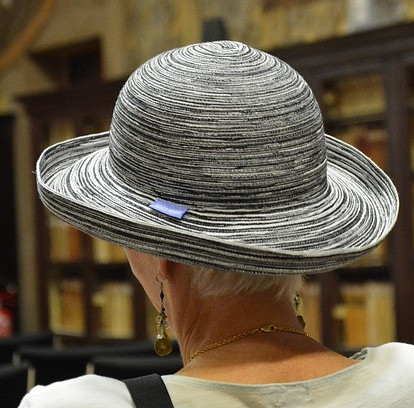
325 112 385 129
19 78 149 344
336 266 390 283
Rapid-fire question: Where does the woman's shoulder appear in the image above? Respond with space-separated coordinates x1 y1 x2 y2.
354 342 414 380
358 342 414 363
18 375 133 408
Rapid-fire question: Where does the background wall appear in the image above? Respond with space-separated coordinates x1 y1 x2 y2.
1 0 414 332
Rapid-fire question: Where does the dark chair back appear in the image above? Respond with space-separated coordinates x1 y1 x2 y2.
0 331 54 364
0 363 29 408
92 355 183 380
17 340 180 385
90 339 180 358
17 346 92 385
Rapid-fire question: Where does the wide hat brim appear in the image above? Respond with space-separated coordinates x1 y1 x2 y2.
37 131 398 275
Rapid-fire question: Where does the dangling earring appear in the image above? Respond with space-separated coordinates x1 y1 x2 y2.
294 293 306 329
154 278 173 356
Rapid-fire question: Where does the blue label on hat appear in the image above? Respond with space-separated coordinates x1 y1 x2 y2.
149 198 188 219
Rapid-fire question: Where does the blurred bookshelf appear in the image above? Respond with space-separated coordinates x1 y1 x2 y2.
18 23 414 349
301 279 396 353
274 22 414 351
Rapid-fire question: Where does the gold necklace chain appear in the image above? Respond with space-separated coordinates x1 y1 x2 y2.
187 324 309 364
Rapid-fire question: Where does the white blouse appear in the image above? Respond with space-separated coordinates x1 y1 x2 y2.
19 342 414 407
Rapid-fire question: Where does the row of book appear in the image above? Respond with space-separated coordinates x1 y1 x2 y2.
322 74 390 173
300 280 395 348
49 279 85 335
323 74 385 119
48 277 396 348
339 281 395 348
49 214 126 263
93 282 134 338
49 279 134 339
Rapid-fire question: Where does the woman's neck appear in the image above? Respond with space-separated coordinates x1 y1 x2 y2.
173 298 356 384
166 280 307 367
163 273 356 384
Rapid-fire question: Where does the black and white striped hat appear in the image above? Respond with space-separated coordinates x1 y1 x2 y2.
36 41 399 275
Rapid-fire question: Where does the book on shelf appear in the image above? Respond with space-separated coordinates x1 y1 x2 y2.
48 280 61 333
49 214 82 262
335 281 396 349
340 284 367 348
49 278 85 334
324 74 385 119
93 281 134 339
92 237 126 264
365 282 396 346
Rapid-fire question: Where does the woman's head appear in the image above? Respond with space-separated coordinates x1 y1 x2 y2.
36 41 398 277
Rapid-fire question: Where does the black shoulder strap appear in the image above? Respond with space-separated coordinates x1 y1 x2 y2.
123 374 175 408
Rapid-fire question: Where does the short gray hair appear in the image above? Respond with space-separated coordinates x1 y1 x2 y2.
188 265 303 302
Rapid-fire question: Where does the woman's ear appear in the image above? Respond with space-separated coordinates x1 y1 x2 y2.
158 258 182 283
158 258 170 282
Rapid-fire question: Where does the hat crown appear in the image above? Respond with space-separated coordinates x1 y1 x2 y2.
108 41 327 208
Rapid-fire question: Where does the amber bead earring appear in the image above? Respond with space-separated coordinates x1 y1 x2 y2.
153 278 173 356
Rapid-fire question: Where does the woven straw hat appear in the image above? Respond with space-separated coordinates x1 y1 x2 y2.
37 41 398 275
